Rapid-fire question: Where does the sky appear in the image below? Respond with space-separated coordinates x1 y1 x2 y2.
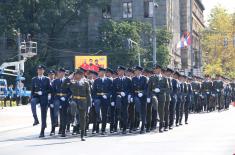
202 0 235 22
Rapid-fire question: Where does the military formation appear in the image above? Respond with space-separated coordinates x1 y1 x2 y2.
30 64 235 141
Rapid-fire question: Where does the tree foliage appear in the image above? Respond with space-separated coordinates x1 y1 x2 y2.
97 20 172 68
202 5 235 78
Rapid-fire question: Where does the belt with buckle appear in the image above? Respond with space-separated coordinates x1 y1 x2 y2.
56 93 67 96
72 96 86 100
97 93 107 96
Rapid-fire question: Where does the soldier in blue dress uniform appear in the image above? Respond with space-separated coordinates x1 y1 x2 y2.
30 65 51 138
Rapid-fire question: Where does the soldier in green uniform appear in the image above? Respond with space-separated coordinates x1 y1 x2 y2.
230 79 235 104
147 64 169 132
191 76 201 113
201 75 213 112
69 69 92 141
162 68 173 131
213 74 224 111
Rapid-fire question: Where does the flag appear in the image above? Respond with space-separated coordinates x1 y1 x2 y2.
176 32 191 49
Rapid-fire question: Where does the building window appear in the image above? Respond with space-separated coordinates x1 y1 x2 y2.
144 1 154 18
102 5 111 19
123 2 132 18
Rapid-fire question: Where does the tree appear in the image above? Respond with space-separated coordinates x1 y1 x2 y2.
97 20 152 68
202 5 235 78
97 20 172 68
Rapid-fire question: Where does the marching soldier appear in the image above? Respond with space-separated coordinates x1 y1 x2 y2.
191 76 200 113
230 79 235 104
163 68 173 131
147 64 169 132
113 66 132 134
69 69 92 141
169 71 179 129
185 77 192 124
93 68 113 135
131 66 148 133
47 70 56 136
213 74 224 111
30 65 51 138
201 75 213 112
176 73 183 126
51 68 71 137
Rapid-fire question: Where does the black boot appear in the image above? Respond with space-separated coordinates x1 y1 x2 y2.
81 130 85 141
72 125 77 135
50 126 55 136
33 119 39 126
159 122 163 133
39 128 45 138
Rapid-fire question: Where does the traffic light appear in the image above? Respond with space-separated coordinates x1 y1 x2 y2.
224 37 228 48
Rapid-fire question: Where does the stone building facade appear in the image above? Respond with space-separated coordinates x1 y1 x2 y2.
87 0 182 69
180 0 205 75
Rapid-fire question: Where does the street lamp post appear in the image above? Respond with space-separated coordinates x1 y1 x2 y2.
152 1 158 66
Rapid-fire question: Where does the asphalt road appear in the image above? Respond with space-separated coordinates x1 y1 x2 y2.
0 105 235 155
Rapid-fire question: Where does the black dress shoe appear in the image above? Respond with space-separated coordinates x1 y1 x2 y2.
140 130 145 134
179 123 183 126
185 122 188 124
61 133 66 137
39 133 45 138
110 130 114 133
169 126 173 130
164 128 168 131
50 131 55 136
122 130 127 134
81 138 86 141
33 120 39 126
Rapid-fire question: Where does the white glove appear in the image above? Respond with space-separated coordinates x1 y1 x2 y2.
60 97 66 101
37 91 42 95
147 98 151 103
216 89 220 92
138 93 143 97
103 95 107 99
48 94 51 100
59 105 62 109
130 98 133 102
206 92 210 94
50 104 54 108
128 95 131 103
154 88 160 93
121 92 126 97
111 102 115 106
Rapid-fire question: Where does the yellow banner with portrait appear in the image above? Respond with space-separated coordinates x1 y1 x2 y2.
75 56 107 72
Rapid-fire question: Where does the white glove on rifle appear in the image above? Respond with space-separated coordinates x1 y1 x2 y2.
138 93 143 97
154 88 160 93
103 95 107 99
111 102 115 106
60 97 66 101
147 98 151 103
121 92 126 97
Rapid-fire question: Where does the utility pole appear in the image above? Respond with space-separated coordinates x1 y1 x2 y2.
152 1 158 66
